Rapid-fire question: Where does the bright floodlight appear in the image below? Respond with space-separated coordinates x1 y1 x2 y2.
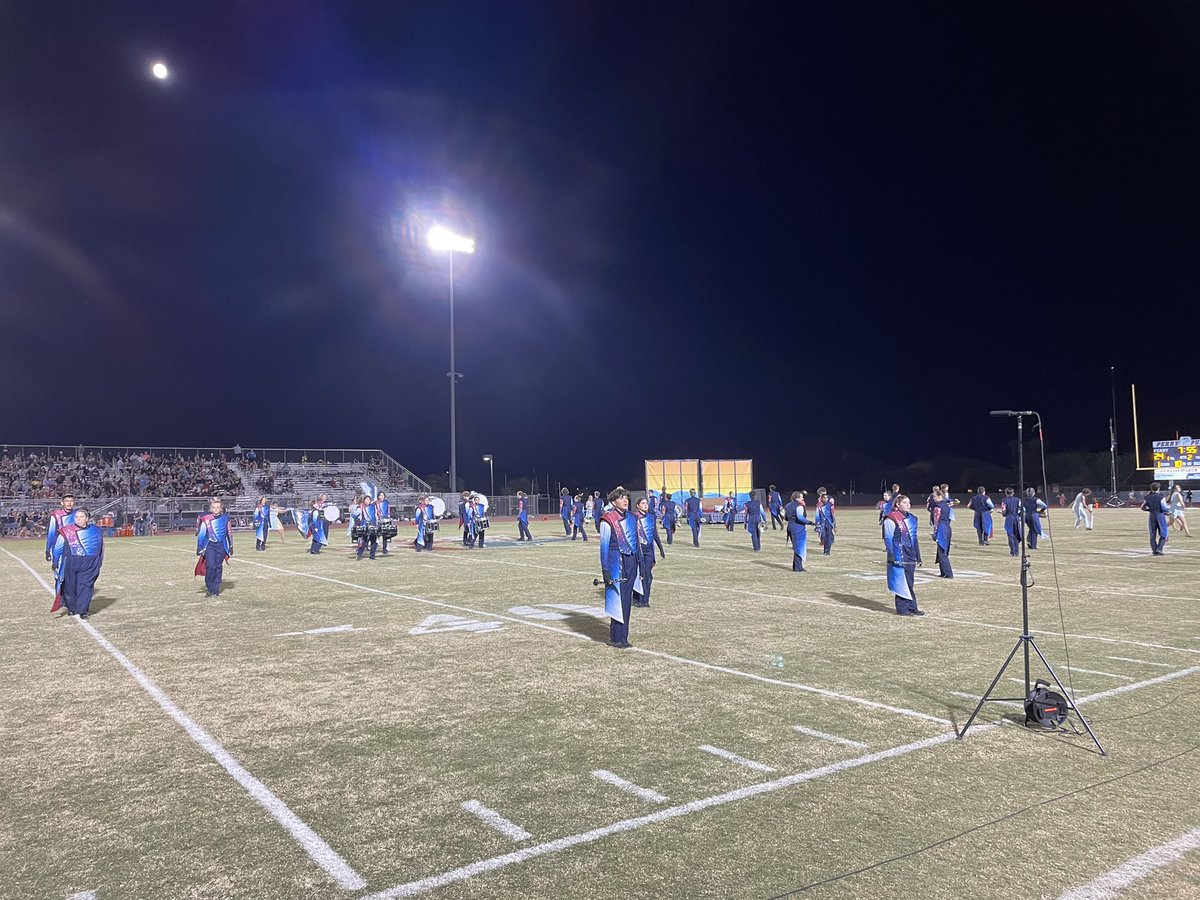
150 61 170 80
428 224 475 254
482 454 492 462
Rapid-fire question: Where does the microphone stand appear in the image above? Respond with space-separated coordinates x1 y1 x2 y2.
956 411 1106 755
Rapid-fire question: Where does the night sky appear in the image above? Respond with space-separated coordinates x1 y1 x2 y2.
4 3 1197 491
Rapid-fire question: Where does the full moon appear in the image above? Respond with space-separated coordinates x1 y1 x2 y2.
150 61 170 80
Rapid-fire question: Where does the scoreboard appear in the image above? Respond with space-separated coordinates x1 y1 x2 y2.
1152 437 1199 480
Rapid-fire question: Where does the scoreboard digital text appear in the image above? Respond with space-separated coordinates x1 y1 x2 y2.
1152 437 1199 480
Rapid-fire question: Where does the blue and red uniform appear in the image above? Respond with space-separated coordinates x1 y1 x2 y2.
45 505 75 563
600 506 640 646
196 511 233 596
53 521 104 617
882 508 923 616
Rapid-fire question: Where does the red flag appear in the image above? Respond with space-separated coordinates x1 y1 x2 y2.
194 554 206 577
51 590 63 613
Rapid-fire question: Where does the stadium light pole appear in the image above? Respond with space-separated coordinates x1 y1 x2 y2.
428 225 476 495
482 454 495 498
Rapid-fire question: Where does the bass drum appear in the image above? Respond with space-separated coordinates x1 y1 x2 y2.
429 497 447 517
323 504 341 523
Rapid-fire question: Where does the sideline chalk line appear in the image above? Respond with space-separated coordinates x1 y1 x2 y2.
1059 826 1200 900
0 546 366 892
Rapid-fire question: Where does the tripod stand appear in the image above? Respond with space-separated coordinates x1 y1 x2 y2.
956 410 1106 755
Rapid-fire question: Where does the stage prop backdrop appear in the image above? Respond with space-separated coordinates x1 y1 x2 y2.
644 459 754 508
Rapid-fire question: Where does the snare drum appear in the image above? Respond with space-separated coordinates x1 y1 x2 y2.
426 519 439 532
351 525 368 541
380 519 398 538
366 524 379 537
476 517 490 531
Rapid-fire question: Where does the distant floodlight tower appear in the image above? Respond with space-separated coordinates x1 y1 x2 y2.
482 454 495 499
150 60 170 80
427 225 476 494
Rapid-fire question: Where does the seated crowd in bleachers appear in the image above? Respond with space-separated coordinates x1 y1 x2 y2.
0 450 242 499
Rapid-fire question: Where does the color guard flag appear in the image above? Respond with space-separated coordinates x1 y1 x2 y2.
194 554 206 577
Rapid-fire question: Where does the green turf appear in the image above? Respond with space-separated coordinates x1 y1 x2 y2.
2 508 1198 899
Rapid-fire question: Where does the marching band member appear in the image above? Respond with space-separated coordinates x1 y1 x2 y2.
571 493 589 541
784 491 812 571
52 507 103 620
768 484 784 530
269 503 288 544
253 496 271 551
458 491 472 547
882 495 925 616
940 483 957 522
516 490 532 541
471 493 488 548
684 488 703 547
560 487 572 536
1169 484 1191 536
592 491 604 533
415 496 431 551
599 486 639 648
815 488 836 555
722 492 736 531
633 496 652 609
376 491 392 554
646 489 666 557
1000 487 1022 556
352 492 379 560
931 488 954 578
628 496 657 609
45 492 76 564
661 490 678 545
1072 488 1094 531
196 498 233 597
307 493 330 554
878 490 894 523
743 490 768 552
1143 483 1170 554
967 486 994 546
1022 487 1047 550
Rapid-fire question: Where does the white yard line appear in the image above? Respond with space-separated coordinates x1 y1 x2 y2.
275 624 358 637
67 892 97 900
591 770 668 803
1073 665 1200 706
461 555 1200 657
361 730 970 899
1106 656 1175 668
172 551 952 726
949 690 1023 709
460 800 532 842
698 744 776 773
1059 827 1200 900
0 546 366 892
791 725 869 750
1062 666 1133 681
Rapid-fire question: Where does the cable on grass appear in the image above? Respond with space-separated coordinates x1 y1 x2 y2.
763 742 1200 898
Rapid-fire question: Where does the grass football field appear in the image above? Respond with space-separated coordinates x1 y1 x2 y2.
2 507 1198 900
